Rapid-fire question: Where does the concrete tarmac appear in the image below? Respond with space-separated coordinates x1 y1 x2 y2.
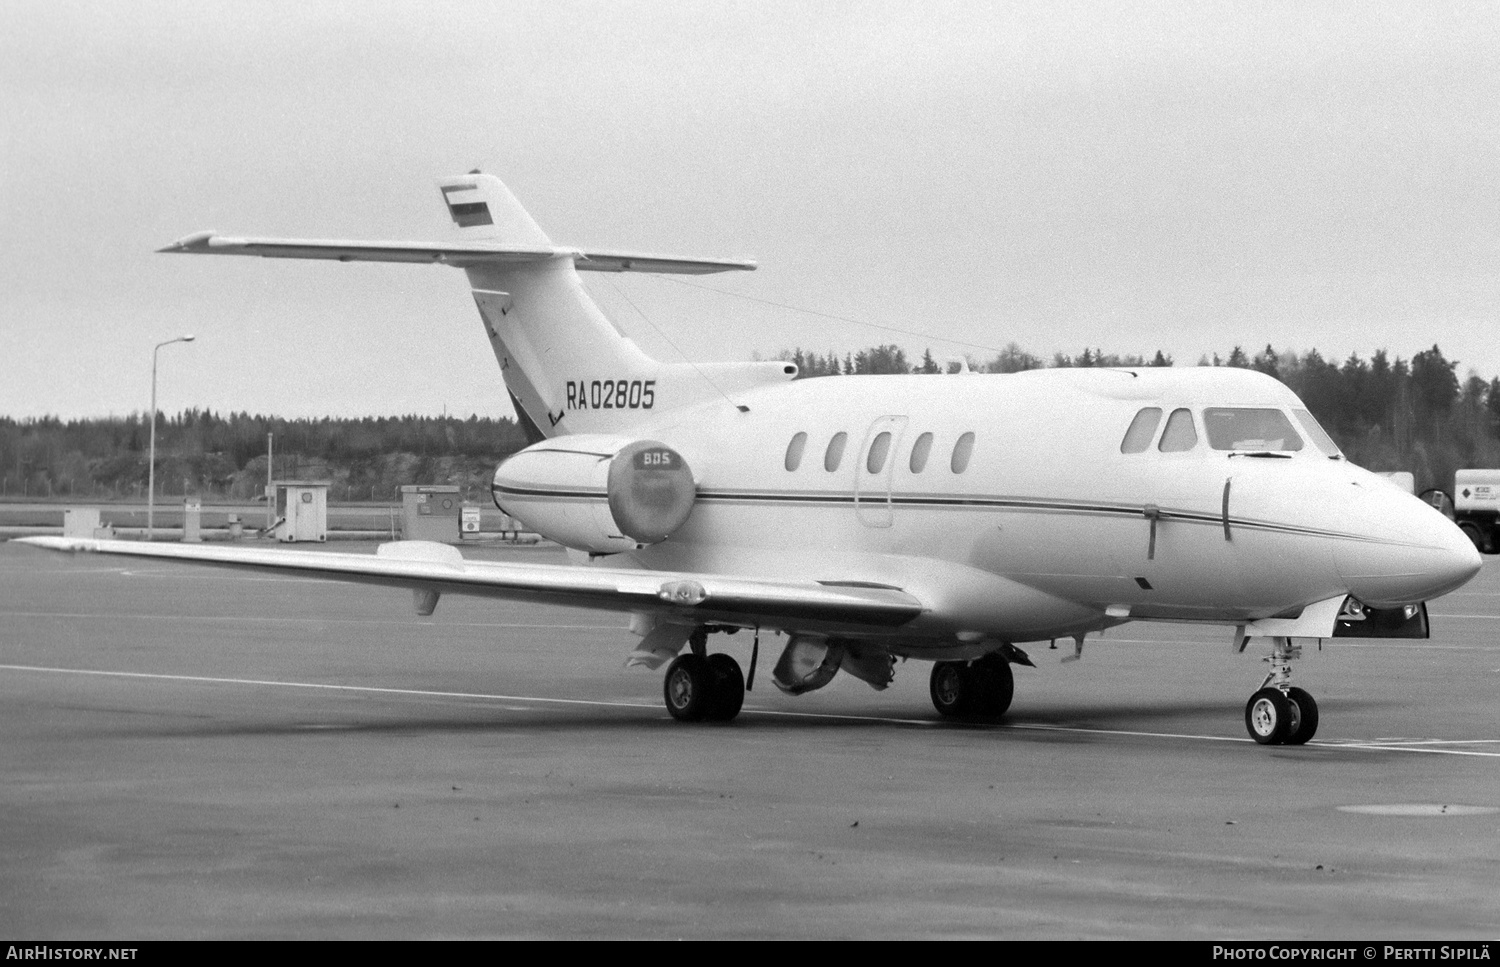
2 539 1498 939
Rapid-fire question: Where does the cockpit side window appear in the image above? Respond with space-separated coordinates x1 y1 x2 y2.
1120 407 1163 453
1203 408 1303 451
1292 409 1341 456
1158 408 1198 452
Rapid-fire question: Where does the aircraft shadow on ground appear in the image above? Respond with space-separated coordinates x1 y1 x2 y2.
1008 694 1392 726
89 693 1394 742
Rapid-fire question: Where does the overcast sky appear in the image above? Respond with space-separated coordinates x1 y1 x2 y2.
3 1 1496 419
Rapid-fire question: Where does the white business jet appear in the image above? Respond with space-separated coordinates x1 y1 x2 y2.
20 173 1482 745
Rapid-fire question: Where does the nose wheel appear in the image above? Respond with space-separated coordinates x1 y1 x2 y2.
1244 637 1319 745
1282 686 1319 745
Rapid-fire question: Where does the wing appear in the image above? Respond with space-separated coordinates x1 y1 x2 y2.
157 232 756 275
14 537 921 630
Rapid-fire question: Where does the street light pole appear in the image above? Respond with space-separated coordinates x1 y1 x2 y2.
147 335 195 540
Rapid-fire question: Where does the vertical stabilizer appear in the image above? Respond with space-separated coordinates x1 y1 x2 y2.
439 173 790 440
437 173 551 246
445 174 656 439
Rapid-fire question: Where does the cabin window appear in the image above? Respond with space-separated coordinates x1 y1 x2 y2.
784 432 807 471
951 432 975 473
866 431 892 474
824 432 848 472
1292 409 1340 456
1120 407 1162 453
1203 408 1303 451
1158 408 1198 452
909 432 934 473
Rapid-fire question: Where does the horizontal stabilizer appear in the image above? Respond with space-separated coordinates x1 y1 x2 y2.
16 537 919 629
572 249 757 274
158 233 755 274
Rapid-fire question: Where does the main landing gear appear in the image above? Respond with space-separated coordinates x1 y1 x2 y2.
1243 637 1319 746
929 654 1014 721
663 652 745 723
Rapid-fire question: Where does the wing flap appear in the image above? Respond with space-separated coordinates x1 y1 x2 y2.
157 233 754 274
16 537 919 629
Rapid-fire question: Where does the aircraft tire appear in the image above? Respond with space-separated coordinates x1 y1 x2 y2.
1283 686 1319 745
972 655 1014 719
1245 687 1293 745
664 654 713 722
930 661 975 719
704 654 745 722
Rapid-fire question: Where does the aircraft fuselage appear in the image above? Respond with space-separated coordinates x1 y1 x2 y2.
503 364 1478 657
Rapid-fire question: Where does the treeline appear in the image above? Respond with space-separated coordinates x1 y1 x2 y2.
778 342 1500 491
0 411 530 501
778 344 1174 376
6 343 1499 500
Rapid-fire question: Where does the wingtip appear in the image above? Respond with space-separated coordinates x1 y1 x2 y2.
12 536 98 552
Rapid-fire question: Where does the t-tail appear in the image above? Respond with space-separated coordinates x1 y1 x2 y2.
159 171 796 440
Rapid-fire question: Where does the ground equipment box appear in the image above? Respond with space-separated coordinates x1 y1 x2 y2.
401 485 462 542
273 481 329 543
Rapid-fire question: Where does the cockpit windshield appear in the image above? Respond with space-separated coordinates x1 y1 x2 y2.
1292 409 1342 457
1202 408 1303 452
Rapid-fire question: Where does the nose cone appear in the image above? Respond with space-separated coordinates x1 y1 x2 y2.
1336 482 1482 606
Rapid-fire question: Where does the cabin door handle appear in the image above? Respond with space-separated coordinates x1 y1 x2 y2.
1222 478 1233 542
1143 504 1161 560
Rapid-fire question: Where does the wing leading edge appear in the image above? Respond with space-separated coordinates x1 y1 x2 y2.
15 537 921 630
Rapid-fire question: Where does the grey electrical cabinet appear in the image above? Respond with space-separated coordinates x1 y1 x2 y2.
401 485 462 542
273 482 329 543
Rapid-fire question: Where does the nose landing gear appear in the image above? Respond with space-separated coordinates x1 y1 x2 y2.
1244 637 1319 745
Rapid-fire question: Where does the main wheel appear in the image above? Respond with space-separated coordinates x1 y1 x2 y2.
1283 686 1319 745
930 661 976 719
663 654 712 722
704 653 745 722
971 655 1014 719
1245 687 1293 745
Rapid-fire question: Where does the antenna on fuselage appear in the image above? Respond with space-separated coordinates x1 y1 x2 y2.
597 276 752 414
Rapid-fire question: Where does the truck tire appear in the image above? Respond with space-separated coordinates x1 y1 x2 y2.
1458 521 1489 554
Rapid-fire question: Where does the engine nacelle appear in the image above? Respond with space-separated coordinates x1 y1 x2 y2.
492 435 696 554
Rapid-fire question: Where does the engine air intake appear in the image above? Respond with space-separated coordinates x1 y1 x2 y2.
492 435 697 553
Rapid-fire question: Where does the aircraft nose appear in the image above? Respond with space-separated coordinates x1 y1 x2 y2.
1335 483 1482 607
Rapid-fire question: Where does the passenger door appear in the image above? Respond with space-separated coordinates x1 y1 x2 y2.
854 415 908 528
